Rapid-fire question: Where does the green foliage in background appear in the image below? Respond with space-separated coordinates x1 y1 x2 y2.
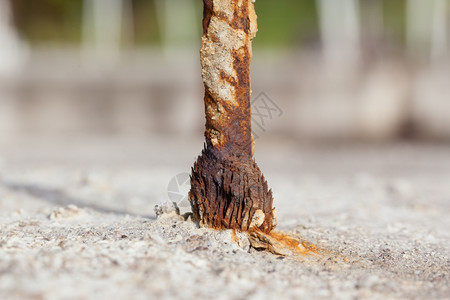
383 0 407 43
12 0 83 44
130 0 162 46
11 0 408 49
255 0 319 49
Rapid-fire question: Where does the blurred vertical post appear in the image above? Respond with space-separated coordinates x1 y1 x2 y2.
430 0 449 63
406 0 435 60
152 0 200 136
0 0 28 76
317 0 361 68
82 0 133 68
0 0 28 142
154 0 197 58
361 0 384 50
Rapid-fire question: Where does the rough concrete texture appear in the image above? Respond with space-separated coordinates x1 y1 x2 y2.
0 139 449 299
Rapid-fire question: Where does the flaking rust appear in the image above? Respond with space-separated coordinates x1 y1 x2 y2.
189 0 277 234
189 0 321 257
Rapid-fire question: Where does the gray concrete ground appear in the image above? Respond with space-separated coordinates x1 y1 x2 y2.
0 137 449 299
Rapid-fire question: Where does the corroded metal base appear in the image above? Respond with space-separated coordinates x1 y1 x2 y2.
189 147 276 233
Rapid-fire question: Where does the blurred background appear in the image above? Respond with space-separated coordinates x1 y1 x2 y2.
0 0 449 145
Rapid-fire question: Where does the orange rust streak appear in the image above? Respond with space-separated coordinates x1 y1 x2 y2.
231 229 239 243
253 229 322 256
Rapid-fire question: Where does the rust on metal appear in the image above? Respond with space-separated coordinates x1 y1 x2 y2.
189 0 276 234
248 230 321 256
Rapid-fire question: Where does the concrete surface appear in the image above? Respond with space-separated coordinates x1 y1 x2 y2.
0 138 449 299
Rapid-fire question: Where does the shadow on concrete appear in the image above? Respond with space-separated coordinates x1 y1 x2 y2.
3 181 156 220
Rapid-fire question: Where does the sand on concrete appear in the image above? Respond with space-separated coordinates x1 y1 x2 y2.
0 138 449 299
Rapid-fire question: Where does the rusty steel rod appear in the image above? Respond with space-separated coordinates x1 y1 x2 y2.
189 0 276 233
